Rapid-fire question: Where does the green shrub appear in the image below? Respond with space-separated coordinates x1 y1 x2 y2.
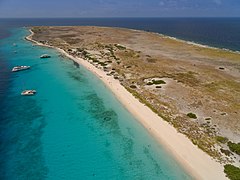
216 136 228 144
92 59 99 63
115 44 126 50
105 44 112 49
228 141 240 155
187 113 197 119
224 164 240 180
130 85 137 89
98 62 107 66
220 148 232 156
146 82 153 85
76 48 84 52
82 50 88 56
152 80 166 85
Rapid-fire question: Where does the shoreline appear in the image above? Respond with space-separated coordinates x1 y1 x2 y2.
133 27 240 54
151 31 240 55
126 26 240 54
27 25 240 55
26 28 227 179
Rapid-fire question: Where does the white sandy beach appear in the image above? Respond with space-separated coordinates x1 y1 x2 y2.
26 29 227 180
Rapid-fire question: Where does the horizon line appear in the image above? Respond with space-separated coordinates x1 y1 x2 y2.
1 16 240 19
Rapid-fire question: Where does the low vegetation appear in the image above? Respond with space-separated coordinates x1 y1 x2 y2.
114 44 126 50
98 62 107 66
220 148 232 156
216 136 228 144
146 79 166 85
187 113 197 119
146 82 154 85
224 164 240 180
227 141 240 155
130 85 137 89
152 80 166 85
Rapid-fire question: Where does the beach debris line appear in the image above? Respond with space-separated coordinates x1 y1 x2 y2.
12 66 30 72
21 90 37 96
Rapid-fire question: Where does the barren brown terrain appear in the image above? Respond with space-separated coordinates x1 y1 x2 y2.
31 26 240 163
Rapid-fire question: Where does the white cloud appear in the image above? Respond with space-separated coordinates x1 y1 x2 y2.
158 1 165 6
213 0 222 5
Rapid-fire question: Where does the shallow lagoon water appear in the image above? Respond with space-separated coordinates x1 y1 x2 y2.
0 28 191 179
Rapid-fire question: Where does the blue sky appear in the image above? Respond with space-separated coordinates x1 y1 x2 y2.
0 0 240 18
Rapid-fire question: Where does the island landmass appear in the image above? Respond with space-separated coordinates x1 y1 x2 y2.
27 26 240 179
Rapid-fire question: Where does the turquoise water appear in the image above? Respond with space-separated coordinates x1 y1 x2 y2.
0 28 192 179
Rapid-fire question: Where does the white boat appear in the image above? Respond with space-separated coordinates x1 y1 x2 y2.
21 90 37 96
12 66 30 72
40 54 51 58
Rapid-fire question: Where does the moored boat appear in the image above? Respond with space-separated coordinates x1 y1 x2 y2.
12 66 30 72
21 90 37 96
40 54 51 58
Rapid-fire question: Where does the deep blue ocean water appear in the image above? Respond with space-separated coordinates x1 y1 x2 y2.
0 18 240 179
1 18 240 51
